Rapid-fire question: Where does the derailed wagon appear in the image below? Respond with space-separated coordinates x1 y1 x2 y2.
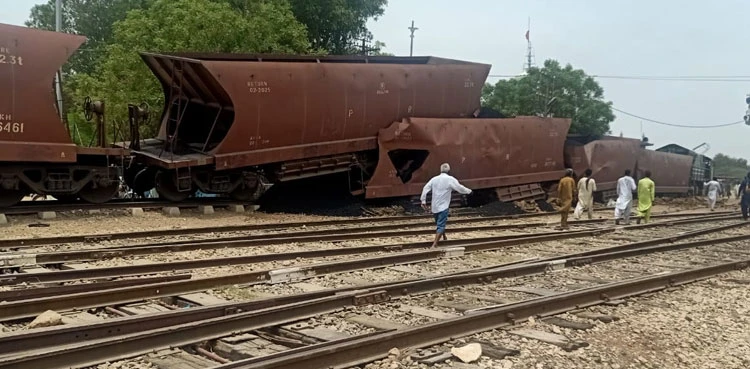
366 116 571 200
565 136 694 200
122 52 494 201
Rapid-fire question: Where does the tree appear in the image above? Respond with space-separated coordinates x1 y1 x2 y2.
713 153 749 179
26 0 153 74
285 0 388 54
65 0 311 144
370 41 394 56
482 59 615 136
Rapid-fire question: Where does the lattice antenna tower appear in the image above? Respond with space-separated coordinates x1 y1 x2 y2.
524 17 535 73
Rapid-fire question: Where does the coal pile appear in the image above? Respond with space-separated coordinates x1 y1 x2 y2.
536 199 556 212
473 200 527 216
257 173 366 217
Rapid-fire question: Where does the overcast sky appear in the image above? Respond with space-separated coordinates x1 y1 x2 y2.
4 0 749 159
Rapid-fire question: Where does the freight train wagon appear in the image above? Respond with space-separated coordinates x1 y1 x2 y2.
0 23 127 207
122 52 572 202
656 144 713 194
565 136 694 200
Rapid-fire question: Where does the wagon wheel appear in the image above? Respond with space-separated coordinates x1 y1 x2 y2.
155 170 190 202
78 182 119 204
0 188 26 208
229 185 257 202
83 96 93 121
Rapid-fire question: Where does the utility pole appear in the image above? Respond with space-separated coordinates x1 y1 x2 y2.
54 0 64 121
408 20 418 57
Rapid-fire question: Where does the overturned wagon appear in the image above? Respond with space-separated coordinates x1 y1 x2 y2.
366 116 571 200
124 53 492 201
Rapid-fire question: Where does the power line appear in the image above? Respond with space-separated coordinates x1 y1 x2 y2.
611 107 744 128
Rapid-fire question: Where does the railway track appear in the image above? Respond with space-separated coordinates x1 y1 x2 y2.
0 213 745 368
0 198 257 216
1 212 735 279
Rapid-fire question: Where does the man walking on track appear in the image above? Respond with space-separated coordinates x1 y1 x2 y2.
557 169 576 229
421 163 472 247
738 172 750 221
704 177 722 211
615 169 637 225
574 168 597 220
637 171 655 223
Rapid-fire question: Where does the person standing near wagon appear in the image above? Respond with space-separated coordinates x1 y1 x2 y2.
574 168 597 220
557 169 576 229
737 172 750 221
421 163 473 247
614 170 637 225
704 177 722 211
637 171 656 223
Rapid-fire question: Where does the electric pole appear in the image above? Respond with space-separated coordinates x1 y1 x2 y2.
408 20 418 56
55 0 64 121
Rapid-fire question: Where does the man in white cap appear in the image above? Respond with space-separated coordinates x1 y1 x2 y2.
421 163 472 248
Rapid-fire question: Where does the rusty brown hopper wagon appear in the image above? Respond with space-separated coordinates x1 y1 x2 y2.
565 136 693 200
125 53 503 201
0 23 126 207
366 117 571 200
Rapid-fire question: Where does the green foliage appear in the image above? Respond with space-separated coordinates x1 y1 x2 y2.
64 0 311 145
285 0 388 54
370 41 394 56
713 153 750 179
26 0 153 74
482 60 615 136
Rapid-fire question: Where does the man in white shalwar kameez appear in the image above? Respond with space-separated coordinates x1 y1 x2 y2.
704 177 722 211
614 169 637 225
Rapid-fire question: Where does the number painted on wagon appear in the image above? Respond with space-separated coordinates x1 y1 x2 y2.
0 122 24 134
247 81 271 94
0 53 23 66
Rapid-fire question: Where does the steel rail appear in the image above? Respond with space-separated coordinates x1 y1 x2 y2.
0 222 746 360
1 208 731 249
5 230 576 284
217 260 750 369
534 220 750 264
0 198 255 215
0 274 191 302
2 214 734 286
0 212 475 248
28 212 735 264
30 218 607 263
3 258 747 369
0 214 738 319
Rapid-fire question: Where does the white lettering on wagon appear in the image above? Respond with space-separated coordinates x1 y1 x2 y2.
0 113 24 135
247 80 271 94
0 47 23 66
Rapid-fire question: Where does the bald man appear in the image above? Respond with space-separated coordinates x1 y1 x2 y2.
421 163 472 248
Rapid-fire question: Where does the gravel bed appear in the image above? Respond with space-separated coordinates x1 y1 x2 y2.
356 268 750 369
